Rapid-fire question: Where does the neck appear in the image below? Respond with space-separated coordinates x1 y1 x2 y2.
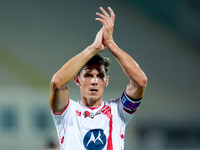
81 98 102 107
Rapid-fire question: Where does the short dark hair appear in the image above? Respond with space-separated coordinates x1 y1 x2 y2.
77 54 110 76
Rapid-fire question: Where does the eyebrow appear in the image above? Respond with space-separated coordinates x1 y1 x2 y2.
82 67 106 72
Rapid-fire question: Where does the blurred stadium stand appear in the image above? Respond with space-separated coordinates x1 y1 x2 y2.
0 0 199 149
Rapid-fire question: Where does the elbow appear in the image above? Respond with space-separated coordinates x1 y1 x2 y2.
137 75 148 88
50 74 64 90
142 75 148 87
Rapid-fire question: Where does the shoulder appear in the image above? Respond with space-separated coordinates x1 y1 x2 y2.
106 97 121 104
68 99 81 109
104 97 121 111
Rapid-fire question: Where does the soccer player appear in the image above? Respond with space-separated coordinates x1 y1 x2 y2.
49 7 147 150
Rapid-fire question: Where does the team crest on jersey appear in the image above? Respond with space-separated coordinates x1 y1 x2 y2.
83 129 106 150
83 110 101 119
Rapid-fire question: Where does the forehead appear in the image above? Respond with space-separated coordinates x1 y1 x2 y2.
81 65 106 74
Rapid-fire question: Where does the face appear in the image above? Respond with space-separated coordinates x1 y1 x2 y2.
74 65 109 106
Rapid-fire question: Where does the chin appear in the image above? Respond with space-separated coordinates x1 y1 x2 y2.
88 96 102 102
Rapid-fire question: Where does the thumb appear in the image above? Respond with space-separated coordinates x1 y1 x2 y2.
93 28 103 46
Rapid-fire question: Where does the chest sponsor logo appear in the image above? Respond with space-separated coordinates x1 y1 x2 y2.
83 129 106 150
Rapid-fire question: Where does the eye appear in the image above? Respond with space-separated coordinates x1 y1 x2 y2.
85 74 92 78
97 73 105 78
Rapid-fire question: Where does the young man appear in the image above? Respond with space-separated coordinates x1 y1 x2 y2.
49 7 147 150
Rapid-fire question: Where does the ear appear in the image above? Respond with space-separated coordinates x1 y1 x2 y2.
105 76 109 87
74 76 81 87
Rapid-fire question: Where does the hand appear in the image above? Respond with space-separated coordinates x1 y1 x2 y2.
91 28 106 52
95 7 115 46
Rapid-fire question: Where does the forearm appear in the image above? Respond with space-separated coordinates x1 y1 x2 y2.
49 45 98 113
107 41 147 88
95 7 147 97
51 45 98 89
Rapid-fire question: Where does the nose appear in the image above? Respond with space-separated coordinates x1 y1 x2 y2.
91 77 98 85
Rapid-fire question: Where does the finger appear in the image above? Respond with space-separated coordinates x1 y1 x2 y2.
99 7 110 17
95 17 104 23
108 7 115 23
99 7 114 28
96 12 105 19
96 13 112 28
95 17 109 27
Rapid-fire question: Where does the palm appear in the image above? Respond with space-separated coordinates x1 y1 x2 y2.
92 29 106 52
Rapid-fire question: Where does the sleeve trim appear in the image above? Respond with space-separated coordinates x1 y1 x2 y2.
123 107 138 115
51 99 70 115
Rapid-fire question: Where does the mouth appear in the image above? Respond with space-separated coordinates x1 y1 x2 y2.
90 89 98 94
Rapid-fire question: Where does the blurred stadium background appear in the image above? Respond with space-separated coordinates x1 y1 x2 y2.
0 0 200 149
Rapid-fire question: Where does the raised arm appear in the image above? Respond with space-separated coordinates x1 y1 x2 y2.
49 29 106 113
96 7 147 99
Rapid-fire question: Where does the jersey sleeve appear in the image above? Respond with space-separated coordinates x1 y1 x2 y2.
121 91 142 114
114 91 142 124
50 99 71 126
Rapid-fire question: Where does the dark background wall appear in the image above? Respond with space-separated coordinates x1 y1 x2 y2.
0 0 199 149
